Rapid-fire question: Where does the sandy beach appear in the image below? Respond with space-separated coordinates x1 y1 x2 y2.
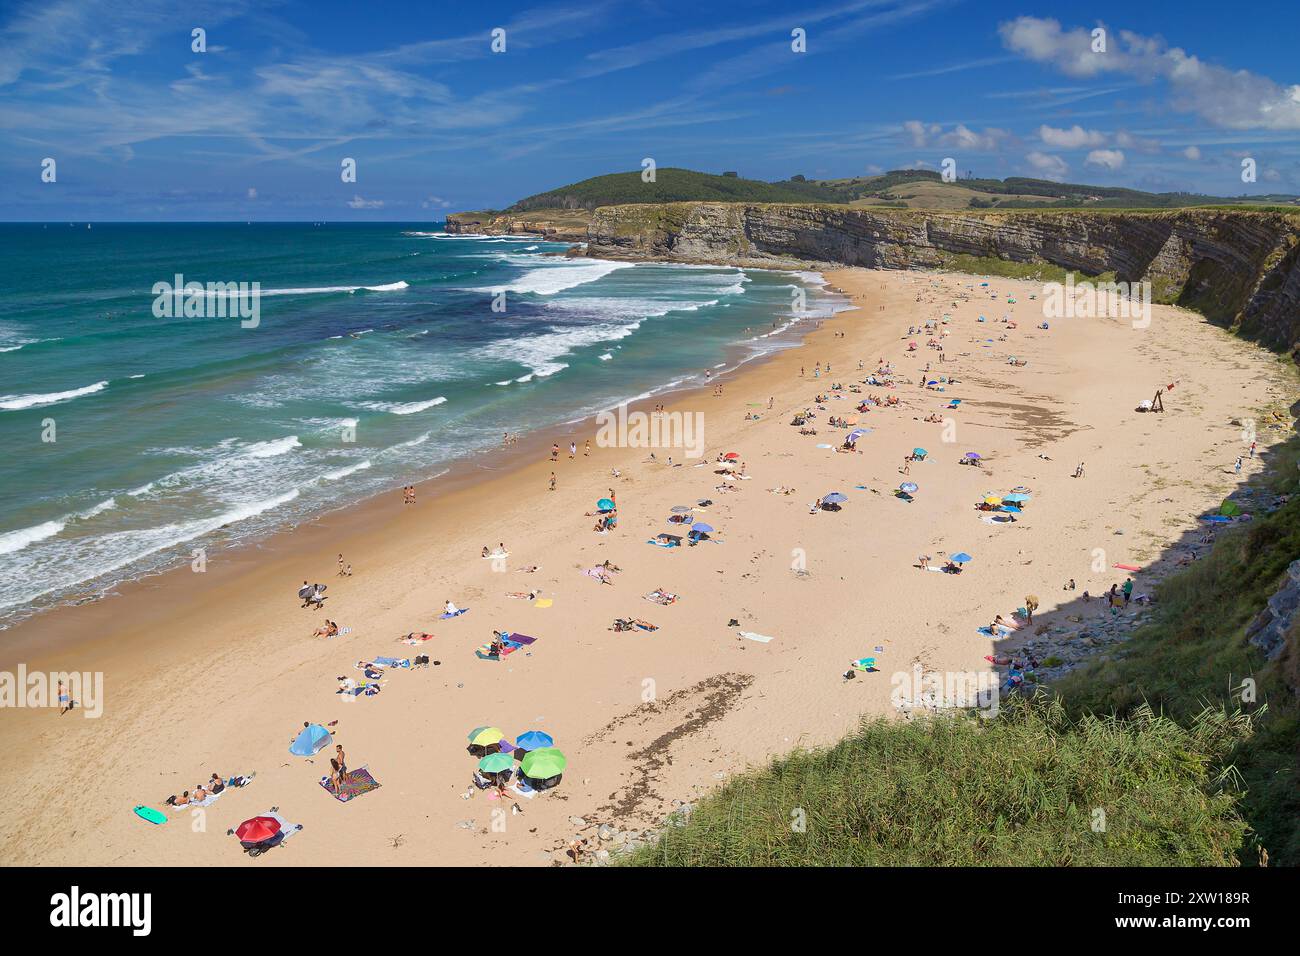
0 265 1291 867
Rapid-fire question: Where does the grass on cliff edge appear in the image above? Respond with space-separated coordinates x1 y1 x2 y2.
620 696 1251 867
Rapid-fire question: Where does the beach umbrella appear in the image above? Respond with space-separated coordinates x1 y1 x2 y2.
515 730 554 751
669 505 692 514
848 429 867 442
297 584 314 599
478 753 514 774
823 492 848 504
899 482 918 493
235 816 281 844
999 504 1022 514
691 522 715 534
520 748 567 779
964 452 981 460
950 552 973 564
1220 500 1242 517
984 495 1003 506
913 448 927 457
724 452 739 460
596 498 615 512
468 726 506 747
1002 492 1029 502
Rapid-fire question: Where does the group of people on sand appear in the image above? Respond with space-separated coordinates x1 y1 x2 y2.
165 772 254 808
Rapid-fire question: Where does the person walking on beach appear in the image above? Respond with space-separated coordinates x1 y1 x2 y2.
1074 462 1085 478
1250 440 1257 459
1235 457 1243 474
337 553 345 576
549 472 556 492
57 680 73 715
1122 577 1134 605
584 440 590 457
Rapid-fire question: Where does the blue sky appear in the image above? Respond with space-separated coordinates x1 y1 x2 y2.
2 0 1298 220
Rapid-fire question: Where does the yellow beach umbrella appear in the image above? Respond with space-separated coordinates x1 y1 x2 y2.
468 726 506 747
984 495 1002 506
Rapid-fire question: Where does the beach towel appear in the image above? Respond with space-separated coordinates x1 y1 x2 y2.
372 656 410 668
646 539 679 548
644 591 678 605
738 631 773 643
976 625 1014 639
400 632 434 644
533 598 553 608
439 607 469 619
320 767 381 803
850 657 877 672
325 627 353 639
339 680 382 697
482 551 509 560
1113 564 1141 572
510 779 538 800
476 632 538 660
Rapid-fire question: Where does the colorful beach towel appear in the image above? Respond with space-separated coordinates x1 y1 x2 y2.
320 767 382 803
533 598 553 608
439 607 469 619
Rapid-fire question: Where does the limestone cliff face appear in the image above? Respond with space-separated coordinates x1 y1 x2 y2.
586 203 1300 358
444 210 589 243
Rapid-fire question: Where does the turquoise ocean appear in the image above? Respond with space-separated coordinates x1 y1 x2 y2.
0 223 845 629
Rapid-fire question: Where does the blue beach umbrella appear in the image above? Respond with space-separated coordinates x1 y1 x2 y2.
823 492 848 504
999 505 1023 514
1002 492 1030 502
691 522 715 534
913 448 927 457
596 498 615 512
899 482 918 494
515 730 554 751
950 552 973 564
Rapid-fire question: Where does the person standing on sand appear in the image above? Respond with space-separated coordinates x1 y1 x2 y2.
1024 595 1039 623
337 553 345 575
1123 578 1133 605
549 473 556 492
551 444 559 462
584 440 591 457
569 441 576 459
57 680 73 715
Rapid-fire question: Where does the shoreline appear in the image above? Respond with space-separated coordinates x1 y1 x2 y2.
1 265 1291 867
0 263 845 657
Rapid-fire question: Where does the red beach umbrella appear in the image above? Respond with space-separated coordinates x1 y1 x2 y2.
235 816 281 844
724 452 739 460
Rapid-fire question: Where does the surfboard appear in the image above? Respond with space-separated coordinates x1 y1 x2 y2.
133 805 166 825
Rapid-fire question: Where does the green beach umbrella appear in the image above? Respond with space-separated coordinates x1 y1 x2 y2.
478 752 514 774
520 747 567 779
1220 500 1242 517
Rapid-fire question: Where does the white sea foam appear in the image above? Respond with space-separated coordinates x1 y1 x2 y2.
321 460 372 481
477 260 633 296
0 380 108 411
0 519 65 555
360 396 447 415
243 436 301 458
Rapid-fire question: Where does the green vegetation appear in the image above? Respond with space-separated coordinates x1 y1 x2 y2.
1057 456 1300 866
935 252 1115 284
622 696 1252 866
506 167 1298 213
507 168 845 211
625 416 1300 868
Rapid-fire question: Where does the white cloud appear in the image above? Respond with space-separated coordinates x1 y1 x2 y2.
1182 145 1202 161
1025 151 1068 179
1000 16 1300 130
902 120 1007 151
1085 149 1125 171
347 195 384 209
1038 124 1105 148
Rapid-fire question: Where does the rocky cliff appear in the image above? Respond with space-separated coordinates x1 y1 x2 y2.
445 208 590 243
585 203 1300 359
